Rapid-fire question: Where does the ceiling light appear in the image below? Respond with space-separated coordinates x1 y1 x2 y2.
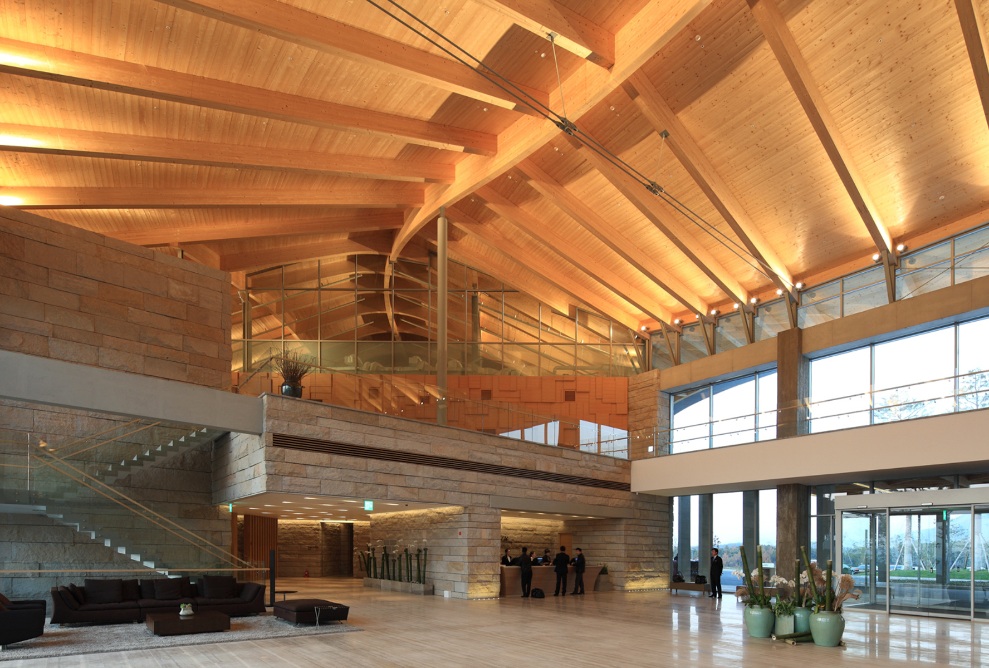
795 282 804 290
732 303 739 310
709 309 718 316
673 318 681 325
872 252 882 262
775 288 784 296
895 243 907 252
640 325 647 331
0 134 43 148
749 297 758 304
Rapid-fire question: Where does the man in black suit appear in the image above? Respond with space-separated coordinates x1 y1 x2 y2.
552 546 570 596
709 547 723 598
518 547 533 598
570 547 586 595
501 548 513 566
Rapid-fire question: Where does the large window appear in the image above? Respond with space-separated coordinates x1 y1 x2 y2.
809 316 989 432
670 371 777 453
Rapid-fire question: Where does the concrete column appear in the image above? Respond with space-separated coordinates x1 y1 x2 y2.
698 494 713 578
776 327 809 438
776 483 810 581
742 490 759 570
436 208 448 426
816 486 835 564
677 496 691 580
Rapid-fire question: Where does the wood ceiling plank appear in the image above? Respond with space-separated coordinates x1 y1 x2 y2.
954 0 989 131
572 137 748 306
0 37 496 155
391 0 714 258
746 0 892 255
221 235 392 272
7 186 423 209
475 185 670 324
158 0 549 114
516 158 707 315
0 124 453 183
472 0 616 68
624 73 794 294
111 211 404 245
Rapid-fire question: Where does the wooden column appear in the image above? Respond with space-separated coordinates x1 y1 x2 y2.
776 326 809 438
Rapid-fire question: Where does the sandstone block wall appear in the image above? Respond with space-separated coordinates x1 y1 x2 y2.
500 517 564 560
275 520 352 577
1 208 232 389
214 395 668 598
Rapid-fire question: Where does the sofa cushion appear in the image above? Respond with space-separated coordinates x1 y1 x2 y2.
139 579 157 599
0 592 9 605
84 579 123 604
154 578 182 600
121 579 140 601
201 575 237 599
68 583 85 605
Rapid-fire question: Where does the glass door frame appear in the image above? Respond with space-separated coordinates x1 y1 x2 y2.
835 488 989 621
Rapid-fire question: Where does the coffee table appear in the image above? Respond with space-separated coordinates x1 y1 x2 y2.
145 610 230 636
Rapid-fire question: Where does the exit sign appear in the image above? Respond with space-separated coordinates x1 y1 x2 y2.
364 500 374 511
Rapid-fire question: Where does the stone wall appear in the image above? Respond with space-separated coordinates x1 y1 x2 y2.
500 517 564 561
274 520 353 577
352 521 370 578
0 208 231 389
213 395 669 598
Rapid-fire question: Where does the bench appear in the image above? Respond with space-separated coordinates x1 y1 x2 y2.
670 582 708 595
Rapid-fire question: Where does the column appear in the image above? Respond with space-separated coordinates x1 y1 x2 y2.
776 327 809 438
816 486 835 564
436 209 448 426
677 496 691 580
776 483 810 581
742 490 759 570
698 494 713 580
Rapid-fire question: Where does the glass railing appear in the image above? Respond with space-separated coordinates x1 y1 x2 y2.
234 356 635 459
661 369 989 455
0 420 264 578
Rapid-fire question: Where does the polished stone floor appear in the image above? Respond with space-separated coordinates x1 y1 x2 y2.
4 577 987 667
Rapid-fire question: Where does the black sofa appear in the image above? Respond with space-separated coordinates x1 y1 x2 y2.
50 576 265 625
0 593 47 649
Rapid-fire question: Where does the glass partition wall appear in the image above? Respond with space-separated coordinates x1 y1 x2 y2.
836 491 989 620
234 257 645 377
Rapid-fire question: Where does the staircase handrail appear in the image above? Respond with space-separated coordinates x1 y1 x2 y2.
32 448 250 569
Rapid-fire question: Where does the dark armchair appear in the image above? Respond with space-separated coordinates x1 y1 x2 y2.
0 595 47 649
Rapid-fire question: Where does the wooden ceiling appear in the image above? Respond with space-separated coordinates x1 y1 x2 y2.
2 0 989 338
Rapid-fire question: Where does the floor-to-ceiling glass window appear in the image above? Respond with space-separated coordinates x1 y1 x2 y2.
976 506 989 621
669 371 777 453
841 510 887 611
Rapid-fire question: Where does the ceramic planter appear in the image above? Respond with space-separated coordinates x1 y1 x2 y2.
793 607 812 634
774 613 795 636
744 605 775 638
809 610 845 647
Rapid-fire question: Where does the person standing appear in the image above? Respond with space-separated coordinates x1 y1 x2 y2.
518 547 533 598
709 547 723 598
552 546 570 596
570 547 586 595
501 548 513 566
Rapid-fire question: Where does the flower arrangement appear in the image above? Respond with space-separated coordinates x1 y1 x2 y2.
800 547 862 612
739 545 772 608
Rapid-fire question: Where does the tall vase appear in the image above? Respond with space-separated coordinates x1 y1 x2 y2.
793 607 812 634
774 614 795 636
744 605 775 638
809 610 845 646
280 382 303 398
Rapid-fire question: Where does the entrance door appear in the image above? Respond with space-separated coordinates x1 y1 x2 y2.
889 507 967 617
841 510 887 611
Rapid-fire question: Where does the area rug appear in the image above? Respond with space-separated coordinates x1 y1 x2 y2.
0 613 361 661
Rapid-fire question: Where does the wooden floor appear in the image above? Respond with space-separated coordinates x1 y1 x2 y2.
6 577 987 667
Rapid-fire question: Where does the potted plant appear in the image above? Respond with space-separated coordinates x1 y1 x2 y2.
801 547 861 647
273 351 315 398
739 546 774 638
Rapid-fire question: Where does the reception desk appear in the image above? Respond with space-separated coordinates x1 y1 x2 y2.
500 565 603 596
